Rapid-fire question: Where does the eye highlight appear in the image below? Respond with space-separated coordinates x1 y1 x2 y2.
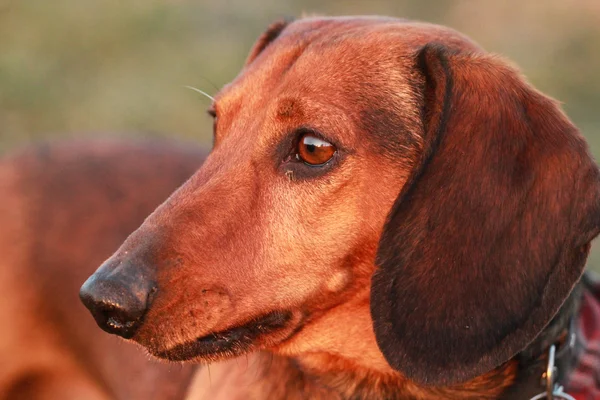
296 133 336 166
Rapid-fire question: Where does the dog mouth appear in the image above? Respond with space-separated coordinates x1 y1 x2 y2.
155 310 293 361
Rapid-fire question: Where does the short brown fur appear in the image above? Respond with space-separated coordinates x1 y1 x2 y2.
80 16 600 398
3 15 600 400
82 16 600 399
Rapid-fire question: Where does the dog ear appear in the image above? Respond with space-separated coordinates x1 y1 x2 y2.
245 18 293 65
370 44 600 386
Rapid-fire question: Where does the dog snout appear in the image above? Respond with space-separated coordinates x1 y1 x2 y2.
79 262 156 339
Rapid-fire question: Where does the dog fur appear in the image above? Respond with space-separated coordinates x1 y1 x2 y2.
2 15 600 400
80 16 600 399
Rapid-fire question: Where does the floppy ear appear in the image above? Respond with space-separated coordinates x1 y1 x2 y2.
371 44 600 386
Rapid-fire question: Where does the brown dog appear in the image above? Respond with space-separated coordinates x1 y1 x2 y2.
0 140 205 399
80 16 600 399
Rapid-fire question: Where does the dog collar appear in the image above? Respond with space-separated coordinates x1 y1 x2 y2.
502 272 600 400
562 273 600 399
499 281 586 400
529 336 577 399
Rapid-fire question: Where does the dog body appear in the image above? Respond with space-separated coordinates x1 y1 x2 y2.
0 140 203 399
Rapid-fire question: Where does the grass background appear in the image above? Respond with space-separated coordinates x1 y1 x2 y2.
2 0 600 267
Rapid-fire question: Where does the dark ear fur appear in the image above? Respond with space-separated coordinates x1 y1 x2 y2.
245 18 293 65
371 44 600 386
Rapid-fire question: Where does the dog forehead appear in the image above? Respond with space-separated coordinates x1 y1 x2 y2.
283 16 481 55
218 17 480 104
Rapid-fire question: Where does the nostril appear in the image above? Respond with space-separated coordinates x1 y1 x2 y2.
95 302 142 338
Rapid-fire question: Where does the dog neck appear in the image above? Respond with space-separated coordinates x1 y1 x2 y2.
186 284 583 400
287 350 517 399
268 284 582 400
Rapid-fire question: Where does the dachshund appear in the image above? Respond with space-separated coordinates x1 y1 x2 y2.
6 15 600 399
0 140 204 399
79 16 600 399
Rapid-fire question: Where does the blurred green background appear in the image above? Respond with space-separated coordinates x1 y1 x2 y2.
1 0 600 266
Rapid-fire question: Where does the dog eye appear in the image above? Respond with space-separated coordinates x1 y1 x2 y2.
296 133 336 166
207 108 217 137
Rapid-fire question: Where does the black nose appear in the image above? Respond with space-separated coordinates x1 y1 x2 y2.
79 271 155 339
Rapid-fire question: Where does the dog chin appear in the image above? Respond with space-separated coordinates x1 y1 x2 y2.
150 310 296 362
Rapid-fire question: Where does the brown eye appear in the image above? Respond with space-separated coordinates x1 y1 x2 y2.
296 133 336 165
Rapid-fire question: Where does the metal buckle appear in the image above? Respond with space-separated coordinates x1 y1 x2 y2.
529 345 576 400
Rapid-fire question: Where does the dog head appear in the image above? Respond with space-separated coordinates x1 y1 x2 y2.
80 16 600 386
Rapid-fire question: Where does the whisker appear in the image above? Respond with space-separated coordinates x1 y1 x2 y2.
184 85 215 102
196 75 220 92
